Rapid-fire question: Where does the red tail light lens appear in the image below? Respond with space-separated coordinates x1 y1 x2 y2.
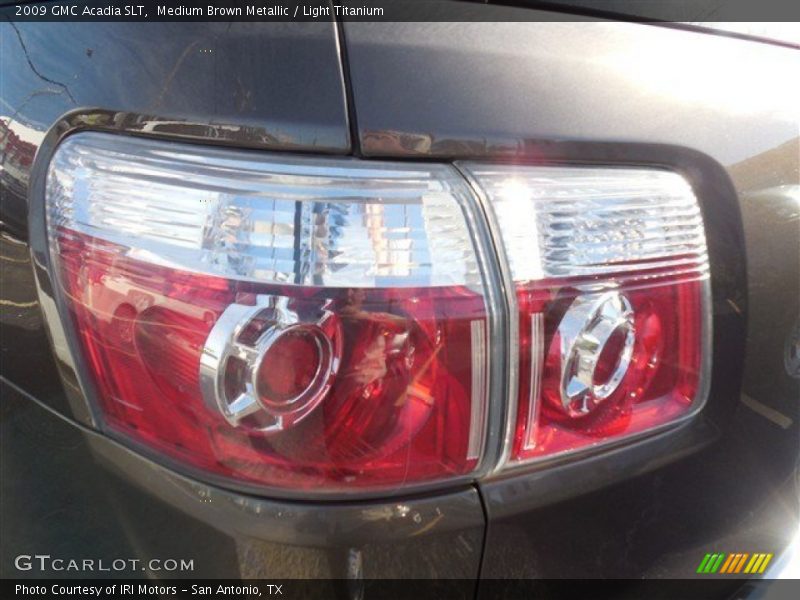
47 134 491 493
459 164 710 465
514 275 704 459
46 133 711 492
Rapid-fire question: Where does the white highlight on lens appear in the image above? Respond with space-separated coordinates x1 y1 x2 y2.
469 319 488 460
523 313 545 451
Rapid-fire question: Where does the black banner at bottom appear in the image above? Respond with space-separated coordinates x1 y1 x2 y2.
4 579 800 600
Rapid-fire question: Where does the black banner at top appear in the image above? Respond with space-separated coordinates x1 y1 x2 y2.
3 0 800 23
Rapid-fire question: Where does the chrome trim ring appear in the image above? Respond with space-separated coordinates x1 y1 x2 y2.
199 295 340 433
558 291 635 417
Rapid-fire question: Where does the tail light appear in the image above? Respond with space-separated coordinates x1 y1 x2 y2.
46 133 492 493
45 133 710 494
459 164 710 464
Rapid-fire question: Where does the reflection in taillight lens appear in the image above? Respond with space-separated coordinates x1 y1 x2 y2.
47 134 490 492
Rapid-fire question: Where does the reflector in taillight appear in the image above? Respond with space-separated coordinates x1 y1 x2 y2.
458 164 710 465
46 133 492 493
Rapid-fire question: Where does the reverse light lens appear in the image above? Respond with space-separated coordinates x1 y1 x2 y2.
459 164 710 464
47 133 490 492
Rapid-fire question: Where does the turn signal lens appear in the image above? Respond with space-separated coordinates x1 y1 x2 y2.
47 133 491 493
459 164 710 464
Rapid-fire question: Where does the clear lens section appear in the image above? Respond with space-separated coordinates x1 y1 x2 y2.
49 133 482 288
460 163 710 464
47 133 490 493
461 165 709 283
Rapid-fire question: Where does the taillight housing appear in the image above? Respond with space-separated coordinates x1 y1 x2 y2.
46 133 492 493
459 164 710 465
45 132 711 495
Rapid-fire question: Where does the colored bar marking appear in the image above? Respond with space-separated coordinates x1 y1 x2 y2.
719 554 736 574
731 554 742 573
697 552 776 575
697 553 712 573
750 554 767 574
728 553 740 573
744 554 758 573
710 553 726 573
704 554 718 573
758 554 773 574
735 553 749 573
